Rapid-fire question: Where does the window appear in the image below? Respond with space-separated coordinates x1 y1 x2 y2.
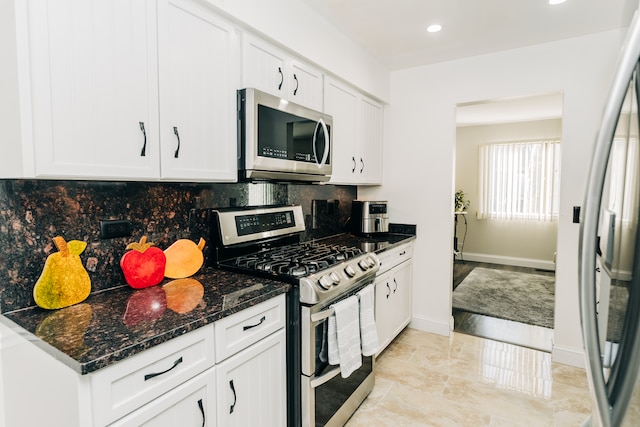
477 140 561 221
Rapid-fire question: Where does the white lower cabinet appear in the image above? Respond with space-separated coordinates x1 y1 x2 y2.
0 294 286 427
375 243 413 355
216 329 286 427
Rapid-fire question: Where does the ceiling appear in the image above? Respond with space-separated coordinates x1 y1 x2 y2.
301 0 638 70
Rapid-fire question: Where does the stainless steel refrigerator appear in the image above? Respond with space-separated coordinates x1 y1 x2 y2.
580 7 640 427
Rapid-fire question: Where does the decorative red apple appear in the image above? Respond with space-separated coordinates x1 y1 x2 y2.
120 236 167 289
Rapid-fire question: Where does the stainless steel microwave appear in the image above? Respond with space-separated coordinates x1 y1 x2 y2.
237 88 332 182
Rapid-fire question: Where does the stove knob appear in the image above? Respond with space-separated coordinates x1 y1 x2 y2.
366 256 377 268
330 272 341 284
358 259 370 271
318 274 335 290
344 265 356 277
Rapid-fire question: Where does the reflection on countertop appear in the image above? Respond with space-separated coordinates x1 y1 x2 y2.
310 229 416 255
1 268 288 375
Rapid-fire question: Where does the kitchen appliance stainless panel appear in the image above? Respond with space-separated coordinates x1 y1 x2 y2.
580 6 640 426
238 88 332 182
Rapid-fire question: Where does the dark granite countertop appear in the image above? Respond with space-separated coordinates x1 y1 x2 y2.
310 232 416 254
0 268 289 375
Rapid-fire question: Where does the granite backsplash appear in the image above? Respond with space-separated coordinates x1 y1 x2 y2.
0 179 356 313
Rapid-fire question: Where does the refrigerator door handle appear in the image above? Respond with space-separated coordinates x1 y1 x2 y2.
580 8 640 427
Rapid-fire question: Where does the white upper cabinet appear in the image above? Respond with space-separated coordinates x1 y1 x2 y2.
242 34 323 111
26 0 160 179
325 77 383 185
5 0 238 181
158 0 239 181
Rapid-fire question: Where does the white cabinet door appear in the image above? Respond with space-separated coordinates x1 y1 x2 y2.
27 0 160 179
288 59 323 112
388 260 413 340
357 96 383 184
110 367 216 427
242 35 288 98
242 34 323 111
375 258 413 354
216 330 286 427
324 78 358 184
325 77 384 185
375 269 393 352
158 0 238 181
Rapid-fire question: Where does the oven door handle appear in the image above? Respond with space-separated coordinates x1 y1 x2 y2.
312 118 330 167
310 366 341 388
310 307 334 323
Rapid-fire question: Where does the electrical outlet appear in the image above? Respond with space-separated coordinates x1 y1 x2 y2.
100 219 132 239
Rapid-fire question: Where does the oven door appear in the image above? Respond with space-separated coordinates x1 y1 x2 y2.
239 88 332 182
301 285 375 427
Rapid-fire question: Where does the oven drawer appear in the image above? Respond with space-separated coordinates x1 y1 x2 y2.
378 242 413 274
215 294 285 362
90 324 215 426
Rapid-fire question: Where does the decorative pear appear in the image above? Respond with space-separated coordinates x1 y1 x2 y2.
163 238 206 279
33 236 91 310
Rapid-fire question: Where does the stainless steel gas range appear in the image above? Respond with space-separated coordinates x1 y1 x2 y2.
205 205 380 427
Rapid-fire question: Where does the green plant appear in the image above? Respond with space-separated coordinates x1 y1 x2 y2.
455 190 470 212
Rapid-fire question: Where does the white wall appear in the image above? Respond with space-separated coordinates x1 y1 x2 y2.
360 29 626 366
455 119 561 269
204 0 390 102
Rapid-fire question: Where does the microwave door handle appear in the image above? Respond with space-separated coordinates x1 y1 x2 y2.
312 118 330 167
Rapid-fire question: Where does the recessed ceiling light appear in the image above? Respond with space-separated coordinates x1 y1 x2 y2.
548 0 566 5
427 24 442 33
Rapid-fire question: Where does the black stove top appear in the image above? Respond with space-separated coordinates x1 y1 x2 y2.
226 241 363 277
206 205 380 305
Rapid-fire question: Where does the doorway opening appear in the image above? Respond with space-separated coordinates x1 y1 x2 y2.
452 92 563 352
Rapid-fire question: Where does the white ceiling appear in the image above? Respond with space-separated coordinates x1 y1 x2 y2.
456 92 564 126
301 0 638 70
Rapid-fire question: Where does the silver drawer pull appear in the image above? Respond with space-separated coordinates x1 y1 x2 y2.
144 357 183 381
243 315 266 331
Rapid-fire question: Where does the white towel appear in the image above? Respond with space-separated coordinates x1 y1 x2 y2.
357 284 379 356
327 295 362 378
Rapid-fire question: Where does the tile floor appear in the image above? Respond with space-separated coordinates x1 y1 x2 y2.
346 328 593 426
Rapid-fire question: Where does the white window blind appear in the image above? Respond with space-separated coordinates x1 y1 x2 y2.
477 140 561 221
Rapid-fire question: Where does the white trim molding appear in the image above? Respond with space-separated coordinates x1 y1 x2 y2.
461 252 556 271
409 314 451 337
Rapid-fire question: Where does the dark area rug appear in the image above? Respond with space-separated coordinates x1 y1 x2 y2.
452 267 555 329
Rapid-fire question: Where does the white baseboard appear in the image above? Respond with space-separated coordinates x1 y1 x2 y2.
409 314 451 337
460 252 556 271
552 344 586 368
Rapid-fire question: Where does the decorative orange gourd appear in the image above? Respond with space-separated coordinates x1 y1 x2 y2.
163 238 206 279
163 278 205 314
33 236 91 310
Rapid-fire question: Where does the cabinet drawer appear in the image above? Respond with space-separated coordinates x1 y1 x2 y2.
91 324 215 426
215 295 285 362
378 242 413 274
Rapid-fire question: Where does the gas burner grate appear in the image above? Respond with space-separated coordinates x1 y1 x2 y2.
229 241 363 278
